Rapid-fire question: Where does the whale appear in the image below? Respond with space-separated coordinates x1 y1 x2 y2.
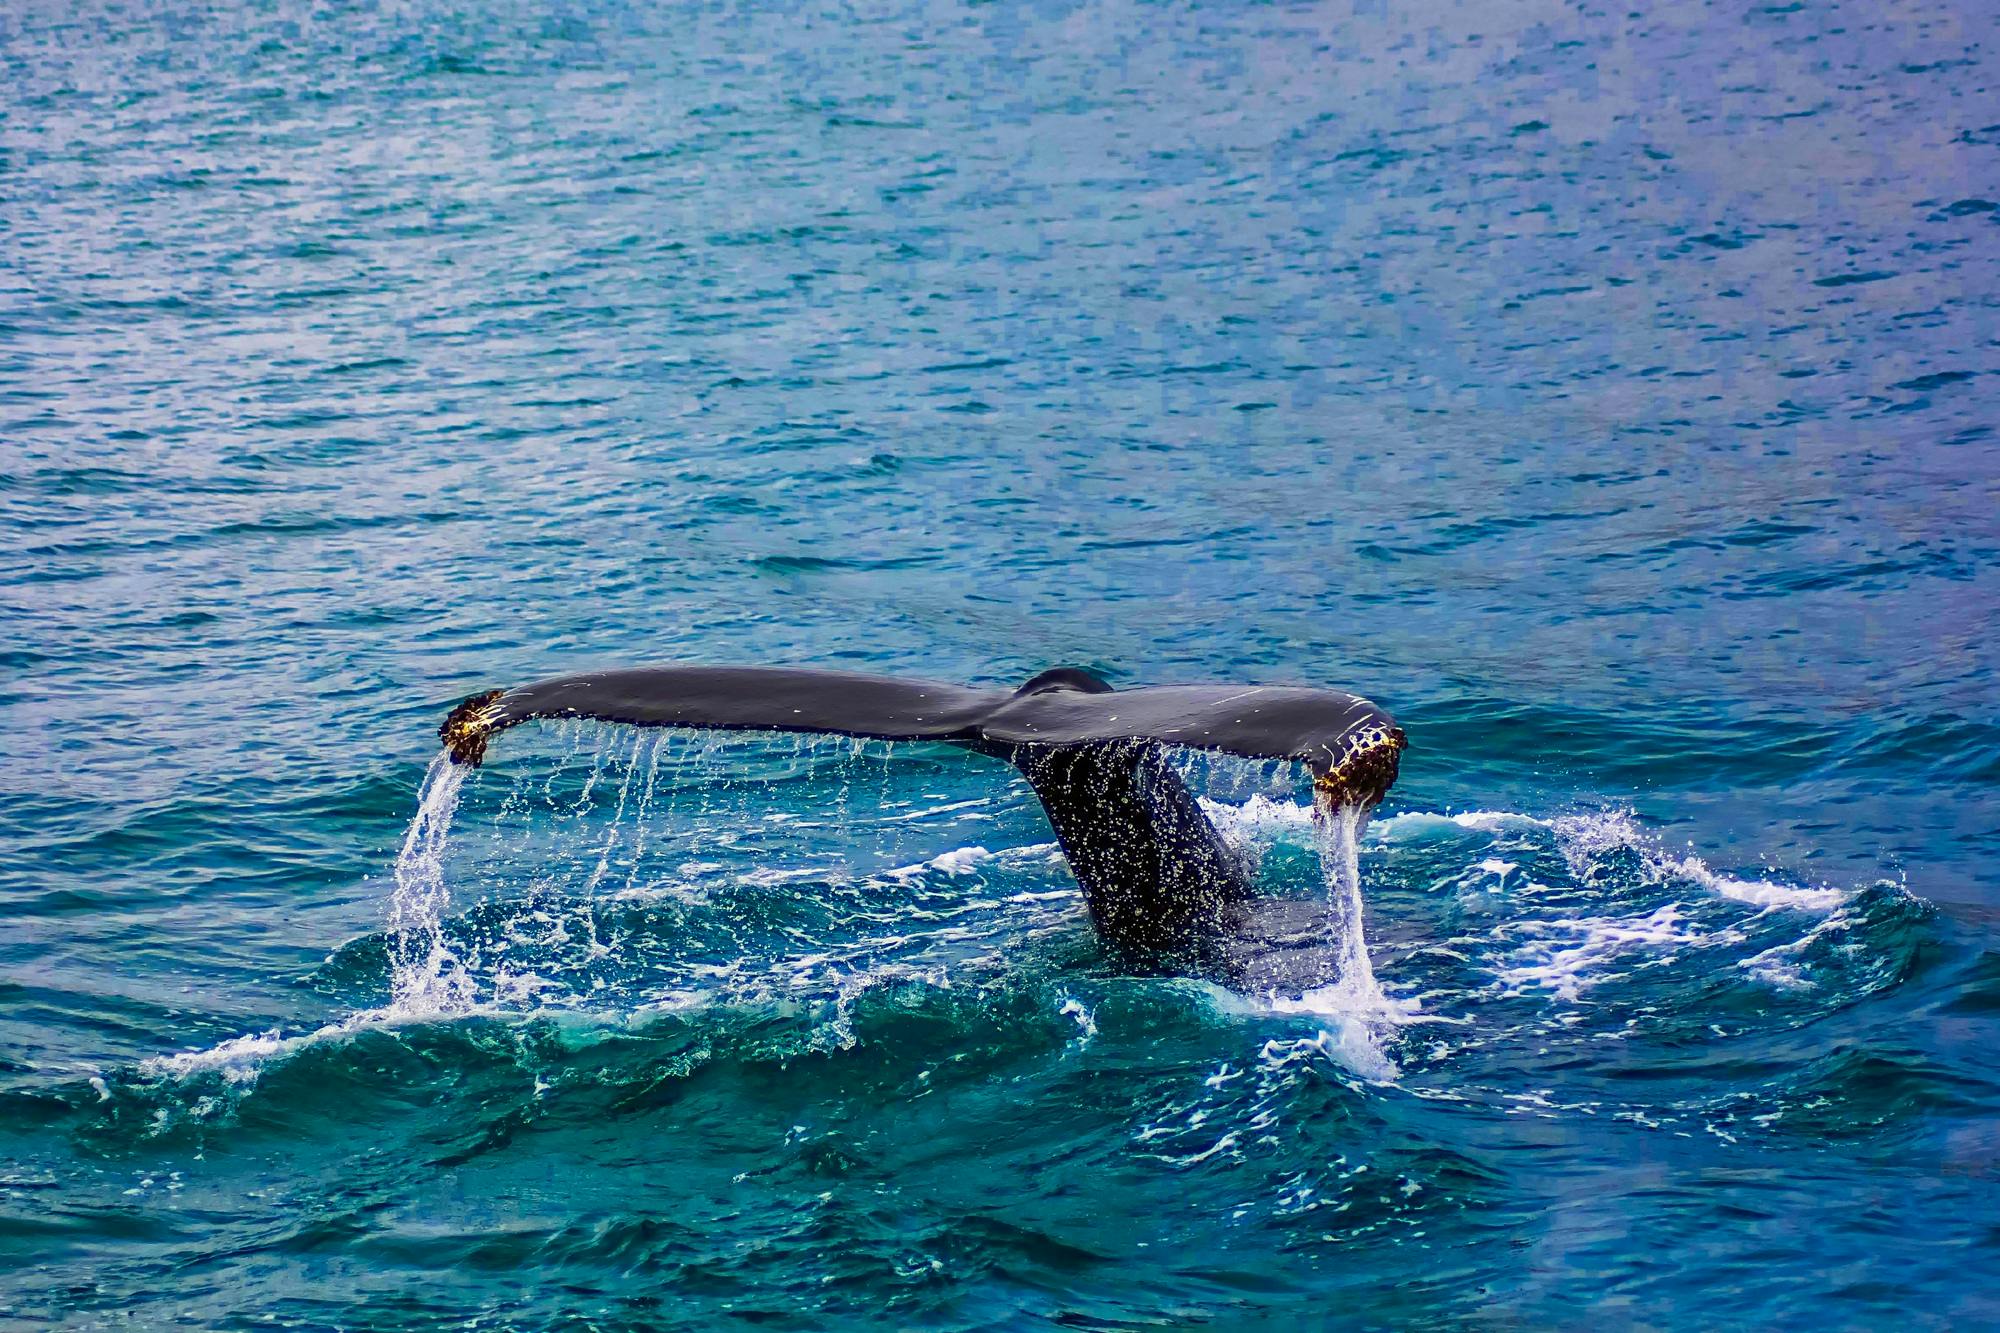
439 665 1406 969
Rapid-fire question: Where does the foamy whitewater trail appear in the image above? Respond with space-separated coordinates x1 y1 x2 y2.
1353 804 1849 915
1190 795 1874 1071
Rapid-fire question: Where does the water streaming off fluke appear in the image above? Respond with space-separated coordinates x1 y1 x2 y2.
387 755 473 1018
373 729 1411 1059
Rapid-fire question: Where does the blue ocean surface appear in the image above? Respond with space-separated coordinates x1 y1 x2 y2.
4 0 1998 1326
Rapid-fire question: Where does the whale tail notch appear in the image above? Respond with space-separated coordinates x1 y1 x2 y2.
1012 666 1114 697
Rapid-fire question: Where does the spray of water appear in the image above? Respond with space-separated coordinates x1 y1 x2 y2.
1226 800 1410 1081
387 755 475 1017
1317 803 1386 1005
379 736 1405 1077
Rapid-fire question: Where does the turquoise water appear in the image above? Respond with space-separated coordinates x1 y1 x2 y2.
5 0 2000 1325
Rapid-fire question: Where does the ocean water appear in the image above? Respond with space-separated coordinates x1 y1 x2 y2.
4 0 1999 1325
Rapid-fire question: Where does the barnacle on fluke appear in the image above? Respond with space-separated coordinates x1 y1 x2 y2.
434 664 1406 966
1314 723 1409 814
438 688 506 767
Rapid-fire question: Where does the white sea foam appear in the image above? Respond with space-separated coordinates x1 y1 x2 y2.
1198 982 1400 1083
1550 810 1846 913
1365 805 1846 913
883 844 994 879
929 846 995 876
1373 809 1551 836
1492 902 1736 1001
1203 801 1416 1082
737 864 834 888
884 797 993 823
1250 987 1415 1079
138 1006 423 1086
141 1029 304 1086
1199 792 1317 845
1701 874 1847 913
1206 800 1555 851
1298 1024 1398 1084
1058 995 1097 1046
138 990 622 1090
1736 905 1860 989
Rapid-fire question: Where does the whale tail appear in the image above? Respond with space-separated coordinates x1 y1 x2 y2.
435 664 1405 964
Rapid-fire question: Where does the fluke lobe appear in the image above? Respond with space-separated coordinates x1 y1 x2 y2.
439 665 1406 968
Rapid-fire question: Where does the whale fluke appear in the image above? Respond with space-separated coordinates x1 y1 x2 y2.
438 665 1405 965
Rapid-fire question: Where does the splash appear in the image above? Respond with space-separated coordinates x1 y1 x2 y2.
1198 791 1317 843
1548 809 1847 913
1315 803 1387 1007
1205 801 1413 1082
1279 803 1409 1076
386 755 475 1017
129 757 482 1093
